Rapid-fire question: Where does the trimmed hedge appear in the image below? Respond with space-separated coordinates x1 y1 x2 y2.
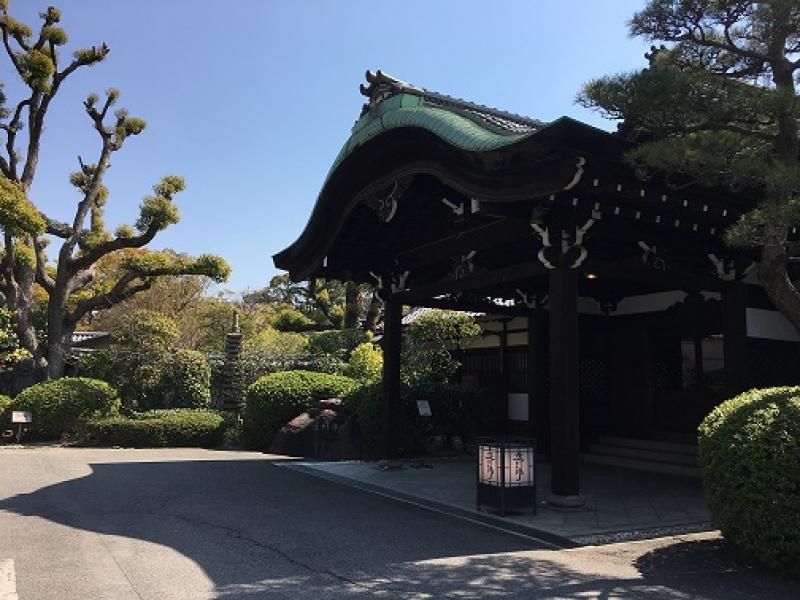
698 387 800 574
13 377 120 439
82 409 224 448
244 370 357 450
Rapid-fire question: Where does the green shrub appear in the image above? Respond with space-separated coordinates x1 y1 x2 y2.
343 382 383 454
344 379 482 458
77 310 180 410
344 342 383 382
159 349 211 408
308 329 370 360
273 308 313 332
79 346 211 411
81 409 224 448
243 370 356 450
404 310 480 385
0 394 12 424
698 387 800 574
246 326 308 355
13 377 120 439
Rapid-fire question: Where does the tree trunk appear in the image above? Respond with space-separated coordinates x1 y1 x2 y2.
758 51 800 334
344 282 359 329
44 286 75 379
758 241 800 333
45 330 73 380
364 291 382 333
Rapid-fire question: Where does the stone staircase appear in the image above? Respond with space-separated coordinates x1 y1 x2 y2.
581 435 701 478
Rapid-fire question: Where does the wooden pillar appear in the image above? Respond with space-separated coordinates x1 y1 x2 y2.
381 299 402 459
498 319 509 430
549 264 580 498
526 314 536 438
722 281 749 395
528 308 550 453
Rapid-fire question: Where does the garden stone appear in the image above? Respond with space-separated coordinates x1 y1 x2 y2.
267 398 361 459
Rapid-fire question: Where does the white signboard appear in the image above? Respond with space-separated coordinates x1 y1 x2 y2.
416 400 432 417
11 411 32 424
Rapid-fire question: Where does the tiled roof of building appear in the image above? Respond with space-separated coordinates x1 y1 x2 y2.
325 70 546 178
359 70 545 135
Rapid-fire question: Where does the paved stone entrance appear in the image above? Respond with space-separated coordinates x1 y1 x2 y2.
286 459 712 545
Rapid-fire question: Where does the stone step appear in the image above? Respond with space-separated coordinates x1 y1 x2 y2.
587 443 699 467
651 431 699 445
595 435 698 456
581 452 701 478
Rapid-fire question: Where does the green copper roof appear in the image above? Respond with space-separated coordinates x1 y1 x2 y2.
326 72 545 178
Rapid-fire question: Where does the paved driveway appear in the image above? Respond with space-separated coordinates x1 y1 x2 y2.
0 447 794 599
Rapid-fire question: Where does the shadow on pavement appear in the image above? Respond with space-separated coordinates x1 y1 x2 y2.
0 458 795 599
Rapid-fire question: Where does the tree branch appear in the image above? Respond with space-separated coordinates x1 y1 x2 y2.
680 26 769 65
52 44 109 89
33 236 53 294
67 271 151 324
45 218 73 238
4 96 30 180
70 225 158 273
65 136 113 254
0 25 25 78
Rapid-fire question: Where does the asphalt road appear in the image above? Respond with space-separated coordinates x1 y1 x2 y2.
0 447 794 599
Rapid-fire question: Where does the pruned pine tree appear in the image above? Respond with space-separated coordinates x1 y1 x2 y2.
0 3 230 379
580 0 800 331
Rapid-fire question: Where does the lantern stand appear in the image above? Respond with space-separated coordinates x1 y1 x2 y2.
476 436 537 517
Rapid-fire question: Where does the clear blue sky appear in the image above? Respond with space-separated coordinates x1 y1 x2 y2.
10 1 650 293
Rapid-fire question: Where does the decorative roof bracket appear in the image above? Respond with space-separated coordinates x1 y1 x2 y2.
708 254 754 282
639 241 666 271
531 218 595 270
453 250 477 280
367 177 413 223
563 156 587 191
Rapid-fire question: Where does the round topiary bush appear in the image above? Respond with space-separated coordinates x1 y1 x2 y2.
244 370 356 450
13 377 120 439
698 386 800 574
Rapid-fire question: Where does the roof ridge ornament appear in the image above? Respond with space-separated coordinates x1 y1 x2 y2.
360 70 422 116
358 70 544 134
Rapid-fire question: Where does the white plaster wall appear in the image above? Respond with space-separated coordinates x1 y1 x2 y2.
746 308 800 342
507 393 529 421
462 289 800 350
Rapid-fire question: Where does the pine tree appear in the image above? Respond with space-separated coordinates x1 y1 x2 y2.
580 1 800 330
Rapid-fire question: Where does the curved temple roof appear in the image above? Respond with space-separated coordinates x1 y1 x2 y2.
274 70 573 279
324 70 548 182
